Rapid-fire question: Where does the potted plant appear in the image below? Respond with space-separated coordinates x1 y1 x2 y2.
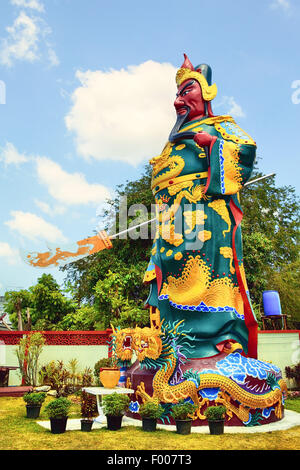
45 397 72 434
204 405 227 435
80 390 97 432
23 391 46 419
139 400 164 432
102 392 130 430
171 400 197 435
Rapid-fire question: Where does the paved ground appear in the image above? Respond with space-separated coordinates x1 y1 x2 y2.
37 409 300 434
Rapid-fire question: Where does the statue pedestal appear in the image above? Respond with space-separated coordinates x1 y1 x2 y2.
125 352 287 427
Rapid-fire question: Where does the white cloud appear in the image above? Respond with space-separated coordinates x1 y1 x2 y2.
65 60 177 167
0 11 41 66
225 97 246 118
0 5 59 67
270 0 290 11
36 156 111 206
0 142 29 166
215 96 246 119
47 46 59 67
34 199 66 217
10 0 45 12
0 242 19 265
5 211 67 243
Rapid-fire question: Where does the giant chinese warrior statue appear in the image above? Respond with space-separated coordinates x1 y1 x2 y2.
143 54 257 360
112 54 287 427
24 53 287 427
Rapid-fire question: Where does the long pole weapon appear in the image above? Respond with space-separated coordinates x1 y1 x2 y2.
23 173 275 268
111 172 276 239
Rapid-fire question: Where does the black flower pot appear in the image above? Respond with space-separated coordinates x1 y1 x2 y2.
106 415 123 431
142 418 157 432
175 419 192 435
50 417 68 434
26 405 42 419
81 419 93 432
207 419 225 435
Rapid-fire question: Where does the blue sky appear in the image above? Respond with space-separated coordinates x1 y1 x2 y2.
0 0 299 294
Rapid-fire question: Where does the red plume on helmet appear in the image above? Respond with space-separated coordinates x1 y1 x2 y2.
181 53 194 71
181 53 202 74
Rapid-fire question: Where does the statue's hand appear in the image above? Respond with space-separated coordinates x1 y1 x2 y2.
193 131 214 147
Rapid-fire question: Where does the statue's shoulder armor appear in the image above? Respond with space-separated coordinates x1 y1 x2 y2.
211 116 256 146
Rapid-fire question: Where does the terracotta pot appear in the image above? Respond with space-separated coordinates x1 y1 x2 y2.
99 368 120 388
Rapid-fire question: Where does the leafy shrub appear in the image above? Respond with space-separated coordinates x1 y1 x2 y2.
171 400 197 420
102 393 130 417
80 391 98 420
204 406 227 421
139 401 164 419
45 397 72 418
23 391 46 406
39 359 94 397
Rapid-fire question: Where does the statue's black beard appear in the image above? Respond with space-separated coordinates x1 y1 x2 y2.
168 104 209 162
168 104 209 144
168 106 190 143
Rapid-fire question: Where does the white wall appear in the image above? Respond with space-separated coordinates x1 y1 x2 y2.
258 332 300 389
2 344 109 386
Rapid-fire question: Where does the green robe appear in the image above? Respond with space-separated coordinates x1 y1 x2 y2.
144 115 258 359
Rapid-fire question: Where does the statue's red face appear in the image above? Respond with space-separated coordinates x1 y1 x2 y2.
174 79 205 121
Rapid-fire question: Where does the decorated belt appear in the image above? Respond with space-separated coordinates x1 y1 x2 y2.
152 171 208 195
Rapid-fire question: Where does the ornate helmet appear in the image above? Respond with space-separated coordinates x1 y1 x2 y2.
176 53 218 102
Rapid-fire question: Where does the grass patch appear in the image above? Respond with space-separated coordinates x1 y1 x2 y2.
285 398 300 414
0 396 300 450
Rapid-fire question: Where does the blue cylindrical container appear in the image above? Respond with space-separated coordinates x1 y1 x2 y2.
262 290 282 316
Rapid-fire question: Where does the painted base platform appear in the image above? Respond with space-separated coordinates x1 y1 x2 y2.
124 351 287 427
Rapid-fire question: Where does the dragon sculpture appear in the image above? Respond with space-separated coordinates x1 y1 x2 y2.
111 320 287 426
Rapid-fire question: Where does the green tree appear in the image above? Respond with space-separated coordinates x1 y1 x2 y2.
93 266 149 329
4 289 32 331
57 305 102 331
4 274 77 330
29 274 76 330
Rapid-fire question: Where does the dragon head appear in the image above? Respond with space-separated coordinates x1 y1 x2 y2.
111 325 135 363
133 324 163 363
